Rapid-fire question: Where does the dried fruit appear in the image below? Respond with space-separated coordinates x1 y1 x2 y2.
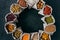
37 0 44 9
13 29 22 39
41 32 50 40
10 4 21 14
5 23 16 33
6 13 16 22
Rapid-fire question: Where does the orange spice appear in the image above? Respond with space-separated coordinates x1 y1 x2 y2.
22 33 30 40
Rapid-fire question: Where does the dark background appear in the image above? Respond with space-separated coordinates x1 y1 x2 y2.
0 0 59 40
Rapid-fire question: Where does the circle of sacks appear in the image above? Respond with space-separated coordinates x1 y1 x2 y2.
4 0 56 40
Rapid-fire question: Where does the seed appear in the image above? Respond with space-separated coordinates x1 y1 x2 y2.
32 32 39 40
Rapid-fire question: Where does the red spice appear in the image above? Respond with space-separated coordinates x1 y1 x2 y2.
43 5 52 15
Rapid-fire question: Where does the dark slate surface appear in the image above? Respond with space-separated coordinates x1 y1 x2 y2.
0 0 59 40
16 8 43 33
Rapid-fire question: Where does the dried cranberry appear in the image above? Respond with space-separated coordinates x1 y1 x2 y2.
6 13 16 22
